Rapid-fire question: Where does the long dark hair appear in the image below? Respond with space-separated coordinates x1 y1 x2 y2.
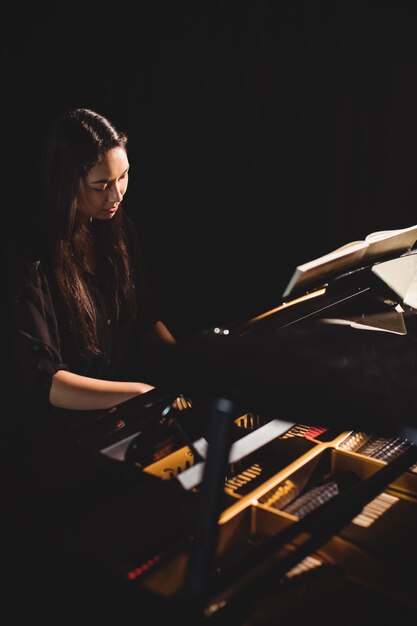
39 107 136 356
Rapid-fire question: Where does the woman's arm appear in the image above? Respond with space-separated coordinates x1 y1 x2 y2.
142 320 177 347
49 322 176 410
50 369 155 410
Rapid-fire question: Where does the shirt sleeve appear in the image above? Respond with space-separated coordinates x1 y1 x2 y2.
11 261 69 415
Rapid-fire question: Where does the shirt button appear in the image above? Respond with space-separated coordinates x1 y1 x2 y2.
33 344 40 351
106 319 112 325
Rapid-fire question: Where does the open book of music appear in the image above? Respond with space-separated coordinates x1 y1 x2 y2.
283 224 417 299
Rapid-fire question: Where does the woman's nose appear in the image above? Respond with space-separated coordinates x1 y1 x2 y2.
110 184 124 203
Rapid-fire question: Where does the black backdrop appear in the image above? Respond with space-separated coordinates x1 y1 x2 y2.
3 0 417 338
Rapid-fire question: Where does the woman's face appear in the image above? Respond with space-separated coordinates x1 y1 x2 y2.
76 147 129 223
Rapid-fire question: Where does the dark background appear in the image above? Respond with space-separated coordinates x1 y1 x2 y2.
2 0 417 339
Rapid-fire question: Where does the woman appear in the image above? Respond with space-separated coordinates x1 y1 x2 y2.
8 107 177 429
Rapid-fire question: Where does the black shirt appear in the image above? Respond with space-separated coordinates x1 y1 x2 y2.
7 214 159 432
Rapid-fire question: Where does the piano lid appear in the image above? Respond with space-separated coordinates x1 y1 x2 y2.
149 250 417 439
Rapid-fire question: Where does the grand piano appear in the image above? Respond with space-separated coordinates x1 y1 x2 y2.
5 227 417 624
